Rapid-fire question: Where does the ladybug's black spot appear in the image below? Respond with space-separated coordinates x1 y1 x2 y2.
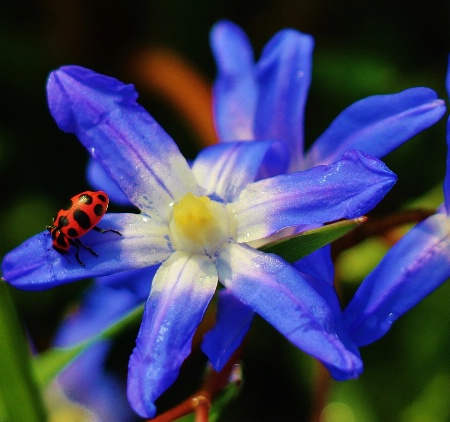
73 209 92 230
79 194 93 205
94 203 104 217
68 227 79 237
58 216 70 228
97 193 107 203
56 232 68 247
62 199 73 211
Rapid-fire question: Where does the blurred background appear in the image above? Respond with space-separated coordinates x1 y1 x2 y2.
1 1 449 421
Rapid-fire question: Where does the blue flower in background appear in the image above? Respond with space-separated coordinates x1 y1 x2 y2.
211 20 445 171
2 65 397 417
54 267 154 421
201 20 447 372
340 56 450 347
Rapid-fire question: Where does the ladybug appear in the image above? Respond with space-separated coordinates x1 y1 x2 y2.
46 190 122 266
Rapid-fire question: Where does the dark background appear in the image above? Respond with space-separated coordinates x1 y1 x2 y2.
1 1 449 421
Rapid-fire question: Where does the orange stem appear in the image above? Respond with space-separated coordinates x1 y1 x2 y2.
147 348 242 422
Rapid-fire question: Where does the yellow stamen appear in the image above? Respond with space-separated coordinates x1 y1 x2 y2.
169 193 230 255
173 193 215 241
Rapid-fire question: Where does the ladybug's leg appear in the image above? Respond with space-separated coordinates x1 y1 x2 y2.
68 238 85 266
69 238 99 266
74 238 99 258
92 226 122 236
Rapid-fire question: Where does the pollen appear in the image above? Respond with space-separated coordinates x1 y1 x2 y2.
169 193 231 255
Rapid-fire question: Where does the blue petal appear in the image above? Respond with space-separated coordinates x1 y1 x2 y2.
55 267 155 346
294 244 334 285
127 251 218 418
86 158 131 206
232 150 397 242
254 29 314 170
47 66 198 219
192 141 288 202
305 88 446 167
210 20 258 141
95 266 158 299
2 213 171 290
202 289 254 371
294 247 342 317
286 226 338 313
55 268 155 420
58 341 135 421
216 243 362 378
342 213 450 346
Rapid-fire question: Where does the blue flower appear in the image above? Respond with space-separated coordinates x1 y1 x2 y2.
2 65 397 417
211 20 445 171
340 55 450 347
202 20 446 373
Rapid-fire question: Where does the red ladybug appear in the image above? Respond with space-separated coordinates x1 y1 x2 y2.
46 191 122 266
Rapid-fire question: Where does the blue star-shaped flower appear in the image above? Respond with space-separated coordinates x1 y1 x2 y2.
2 65 397 417
201 20 447 374
211 20 445 171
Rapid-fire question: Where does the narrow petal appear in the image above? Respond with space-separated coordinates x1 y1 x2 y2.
294 247 342 317
57 342 135 422
47 66 198 219
127 251 218 418
294 244 334 285
232 150 396 242
2 213 171 290
87 158 131 206
96 266 158 299
210 20 258 141
216 243 362 378
254 29 314 170
305 88 446 167
342 213 450 346
55 286 139 346
55 267 155 346
192 141 288 202
202 289 254 371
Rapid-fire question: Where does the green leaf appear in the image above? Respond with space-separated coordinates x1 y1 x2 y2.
259 217 366 263
32 303 144 389
0 281 47 421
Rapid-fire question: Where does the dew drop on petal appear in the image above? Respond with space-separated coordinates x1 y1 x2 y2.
386 312 397 324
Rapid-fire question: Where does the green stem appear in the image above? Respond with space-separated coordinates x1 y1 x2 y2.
0 281 47 421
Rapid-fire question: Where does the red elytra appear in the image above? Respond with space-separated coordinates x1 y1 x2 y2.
46 190 122 266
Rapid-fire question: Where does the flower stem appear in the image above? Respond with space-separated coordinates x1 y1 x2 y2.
0 280 47 421
309 363 332 422
148 348 242 422
332 208 435 256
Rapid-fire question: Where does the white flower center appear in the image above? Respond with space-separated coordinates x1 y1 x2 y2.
169 193 233 256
